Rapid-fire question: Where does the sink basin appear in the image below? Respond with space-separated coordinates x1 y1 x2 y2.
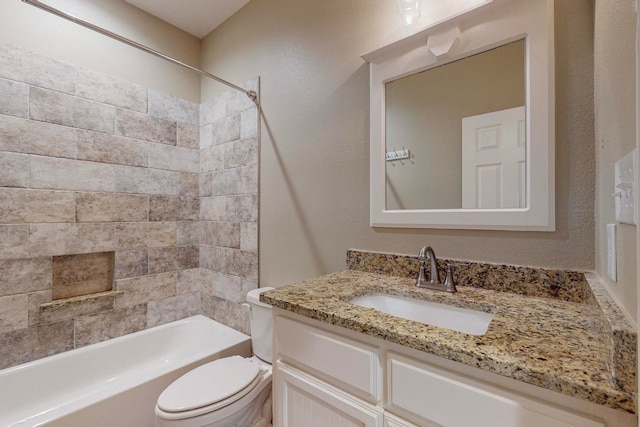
350 294 493 335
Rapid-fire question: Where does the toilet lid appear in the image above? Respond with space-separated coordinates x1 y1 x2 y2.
157 356 261 413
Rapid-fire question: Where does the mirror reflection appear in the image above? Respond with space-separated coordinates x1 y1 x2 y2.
385 39 525 210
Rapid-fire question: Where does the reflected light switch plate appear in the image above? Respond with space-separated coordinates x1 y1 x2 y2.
606 224 616 282
614 149 636 224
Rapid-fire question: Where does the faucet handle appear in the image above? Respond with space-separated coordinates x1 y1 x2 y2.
443 263 469 292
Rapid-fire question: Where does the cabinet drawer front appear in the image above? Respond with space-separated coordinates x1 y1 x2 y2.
275 316 380 402
275 362 384 427
387 353 604 427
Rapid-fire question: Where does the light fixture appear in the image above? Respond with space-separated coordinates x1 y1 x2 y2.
397 0 422 25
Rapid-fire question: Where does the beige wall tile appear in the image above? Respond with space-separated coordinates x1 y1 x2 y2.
200 221 240 248
240 222 258 253
30 87 116 133
225 137 258 169
200 196 226 221
149 89 199 126
147 292 200 327
0 257 52 297
114 250 148 279
76 68 147 113
240 107 258 139
29 223 116 256
200 145 224 173
76 130 148 167
27 290 51 326
0 294 28 333
200 245 227 272
115 222 177 250
206 270 256 304
178 172 199 196
240 164 258 194
212 114 240 146
0 320 74 369
200 95 226 126
226 195 258 222
211 168 242 196
0 79 28 118
0 225 29 259
0 115 77 159
149 196 199 221
114 165 178 196
226 249 258 280
114 272 177 308
225 80 257 115
115 108 176 145
0 188 75 224
148 143 199 173
0 42 75 94
177 221 200 246
76 192 149 223
201 294 249 335
177 268 201 294
148 246 199 274
200 123 213 150
177 123 199 149
200 172 213 197
74 304 147 348
0 151 28 187
30 156 115 192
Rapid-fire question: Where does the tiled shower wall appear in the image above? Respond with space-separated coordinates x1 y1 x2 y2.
0 42 259 369
199 81 259 334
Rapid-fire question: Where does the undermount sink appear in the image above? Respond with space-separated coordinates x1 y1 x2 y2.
350 293 493 336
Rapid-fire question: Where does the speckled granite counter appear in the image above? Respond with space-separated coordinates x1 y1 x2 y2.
262 263 637 414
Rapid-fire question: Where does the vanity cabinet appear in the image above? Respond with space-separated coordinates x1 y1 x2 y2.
273 312 614 427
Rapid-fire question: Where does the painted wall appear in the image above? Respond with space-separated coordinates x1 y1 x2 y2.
201 1 596 290
0 0 201 102
594 0 638 322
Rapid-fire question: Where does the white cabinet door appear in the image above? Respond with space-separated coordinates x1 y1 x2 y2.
274 362 384 427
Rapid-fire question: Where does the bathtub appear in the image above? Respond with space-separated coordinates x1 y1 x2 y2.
0 315 251 427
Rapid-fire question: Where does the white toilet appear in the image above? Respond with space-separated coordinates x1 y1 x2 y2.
155 287 275 427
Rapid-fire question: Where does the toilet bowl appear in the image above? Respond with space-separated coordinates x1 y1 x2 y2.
155 287 275 427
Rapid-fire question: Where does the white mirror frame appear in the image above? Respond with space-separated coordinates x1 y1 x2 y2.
364 0 555 231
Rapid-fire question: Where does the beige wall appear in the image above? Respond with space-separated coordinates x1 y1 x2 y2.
201 0 596 289
594 0 638 322
0 0 201 102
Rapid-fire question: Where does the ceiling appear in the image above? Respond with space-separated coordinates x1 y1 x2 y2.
124 0 250 39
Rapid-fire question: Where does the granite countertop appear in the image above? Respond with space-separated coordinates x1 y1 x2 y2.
261 269 636 413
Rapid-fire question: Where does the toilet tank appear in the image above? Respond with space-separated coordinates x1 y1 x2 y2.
246 287 275 363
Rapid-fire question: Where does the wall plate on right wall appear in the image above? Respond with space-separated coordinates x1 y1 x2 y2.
614 148 637 225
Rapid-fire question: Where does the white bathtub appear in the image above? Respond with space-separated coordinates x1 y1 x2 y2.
0 315 251 427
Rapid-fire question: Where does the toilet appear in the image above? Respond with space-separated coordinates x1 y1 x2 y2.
155 287 275 427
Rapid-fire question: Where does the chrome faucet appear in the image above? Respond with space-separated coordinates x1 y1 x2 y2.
415 246 457 292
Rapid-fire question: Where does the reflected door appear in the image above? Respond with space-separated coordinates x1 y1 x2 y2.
461 106 526 209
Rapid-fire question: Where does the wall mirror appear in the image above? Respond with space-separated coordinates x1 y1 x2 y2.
364 0 554 230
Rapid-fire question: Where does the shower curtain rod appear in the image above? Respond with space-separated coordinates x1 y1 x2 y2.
22 0 258 103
